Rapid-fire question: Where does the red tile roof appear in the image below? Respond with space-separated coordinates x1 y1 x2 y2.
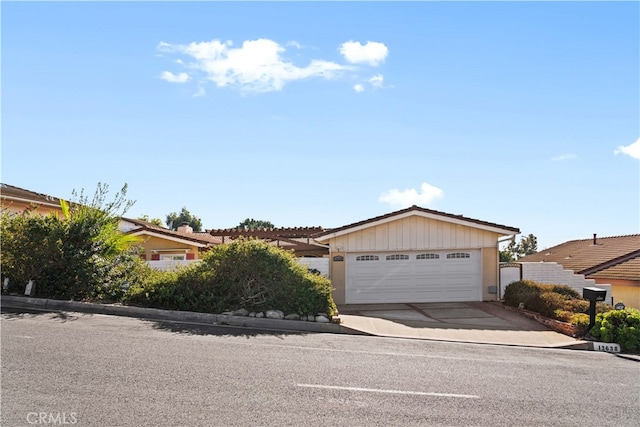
121 217 223 245
518 234 640 280
589 258 640 281
1 183 62 208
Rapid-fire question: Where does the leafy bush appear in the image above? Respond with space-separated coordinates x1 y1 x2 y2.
590 308 640 351
526 291 570 318
503 280 611 331
0 183 144 301
503 280 543 308
548 284 580 299
125 238 337 316
569 313 591 336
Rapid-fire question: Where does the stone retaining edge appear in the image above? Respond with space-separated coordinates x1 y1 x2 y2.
0 295 351 335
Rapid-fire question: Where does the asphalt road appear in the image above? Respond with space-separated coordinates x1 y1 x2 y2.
2 308 638 427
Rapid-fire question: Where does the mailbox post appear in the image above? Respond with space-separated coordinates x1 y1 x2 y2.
583 287 607 333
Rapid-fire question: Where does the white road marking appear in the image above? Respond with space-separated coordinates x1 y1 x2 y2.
297 383 480 399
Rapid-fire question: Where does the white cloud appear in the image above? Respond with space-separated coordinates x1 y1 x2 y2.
551 153 577 162
339 41 388 66
353 84 365 92
614 137 640 160
379 182 444 208
160 71 191 83
368 74 384 88
157 38 353 93
192 87 206 97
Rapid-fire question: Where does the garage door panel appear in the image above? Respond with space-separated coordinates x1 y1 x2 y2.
346 250 481 304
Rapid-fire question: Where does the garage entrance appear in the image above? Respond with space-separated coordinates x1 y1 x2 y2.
345 250 482 304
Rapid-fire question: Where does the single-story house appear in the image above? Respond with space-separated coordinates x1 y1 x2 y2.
313 205 520 305
517 234 640 309
119 218 223 268
1 183 64 217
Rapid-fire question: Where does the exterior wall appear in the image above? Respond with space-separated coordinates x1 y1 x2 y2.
1 200 63 217
325 216 504 304
149 259 201 271
593 278 639 309
329 216 499 252
138 235 201 260
329 252 347 305
482 248 499 301
296 257 330 277
514 262 616 304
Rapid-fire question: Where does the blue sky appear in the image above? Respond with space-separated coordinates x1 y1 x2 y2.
2 1 639 250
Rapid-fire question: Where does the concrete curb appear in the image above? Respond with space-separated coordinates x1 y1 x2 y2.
0 295 364 335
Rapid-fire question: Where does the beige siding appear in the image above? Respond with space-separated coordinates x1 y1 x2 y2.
594 279 639 309
330 253 347 305
327 215 506 304
331 216 499 252
140 235 201 259
482 248 499 301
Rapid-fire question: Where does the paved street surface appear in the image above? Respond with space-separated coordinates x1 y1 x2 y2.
2 308 639 426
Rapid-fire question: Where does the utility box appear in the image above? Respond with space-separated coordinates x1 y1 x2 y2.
583 287 606 302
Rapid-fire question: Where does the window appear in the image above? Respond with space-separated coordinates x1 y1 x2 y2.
416 253 439 260
161 254 186 261
386 254 409 261
356 255 379 261
446 252 470 259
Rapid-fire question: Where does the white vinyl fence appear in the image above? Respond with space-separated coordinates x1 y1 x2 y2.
499 262 611 303
296 257 330 277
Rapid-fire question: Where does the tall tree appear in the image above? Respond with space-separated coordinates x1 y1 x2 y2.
237 218 274 230
518 234 538 257
137 214 163 227
500 234 538 261
166 207 203 231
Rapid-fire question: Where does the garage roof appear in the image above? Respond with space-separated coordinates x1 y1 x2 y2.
314 205 520 241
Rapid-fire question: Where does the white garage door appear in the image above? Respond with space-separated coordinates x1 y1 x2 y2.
345 250 482 304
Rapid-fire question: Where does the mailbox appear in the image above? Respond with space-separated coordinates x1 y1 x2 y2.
583 287 607 335
583 287 606 302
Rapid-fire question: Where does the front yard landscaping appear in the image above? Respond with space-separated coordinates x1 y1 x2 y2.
503 280 640 351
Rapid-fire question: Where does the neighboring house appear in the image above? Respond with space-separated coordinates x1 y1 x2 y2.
208 226 329 258
313 205 520 305
517 234 640 309
119 218 222 270
0 183 64 217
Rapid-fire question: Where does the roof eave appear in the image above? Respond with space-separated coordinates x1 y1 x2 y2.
128 229 211 248
315 209 519 242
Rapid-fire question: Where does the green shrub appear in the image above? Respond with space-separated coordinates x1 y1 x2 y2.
503 280 612 331
503 280 543 308
548 284 580 299
526 291 570 318
125 238 337 316
569 313 591 336
553 309 572 322
0 184 144 301
563 298 591 314
590 308 640 351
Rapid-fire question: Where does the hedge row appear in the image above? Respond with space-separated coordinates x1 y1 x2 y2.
503 280 593 318
125 238 337 317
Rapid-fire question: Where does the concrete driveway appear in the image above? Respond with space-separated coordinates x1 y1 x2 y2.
337 301 589 349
